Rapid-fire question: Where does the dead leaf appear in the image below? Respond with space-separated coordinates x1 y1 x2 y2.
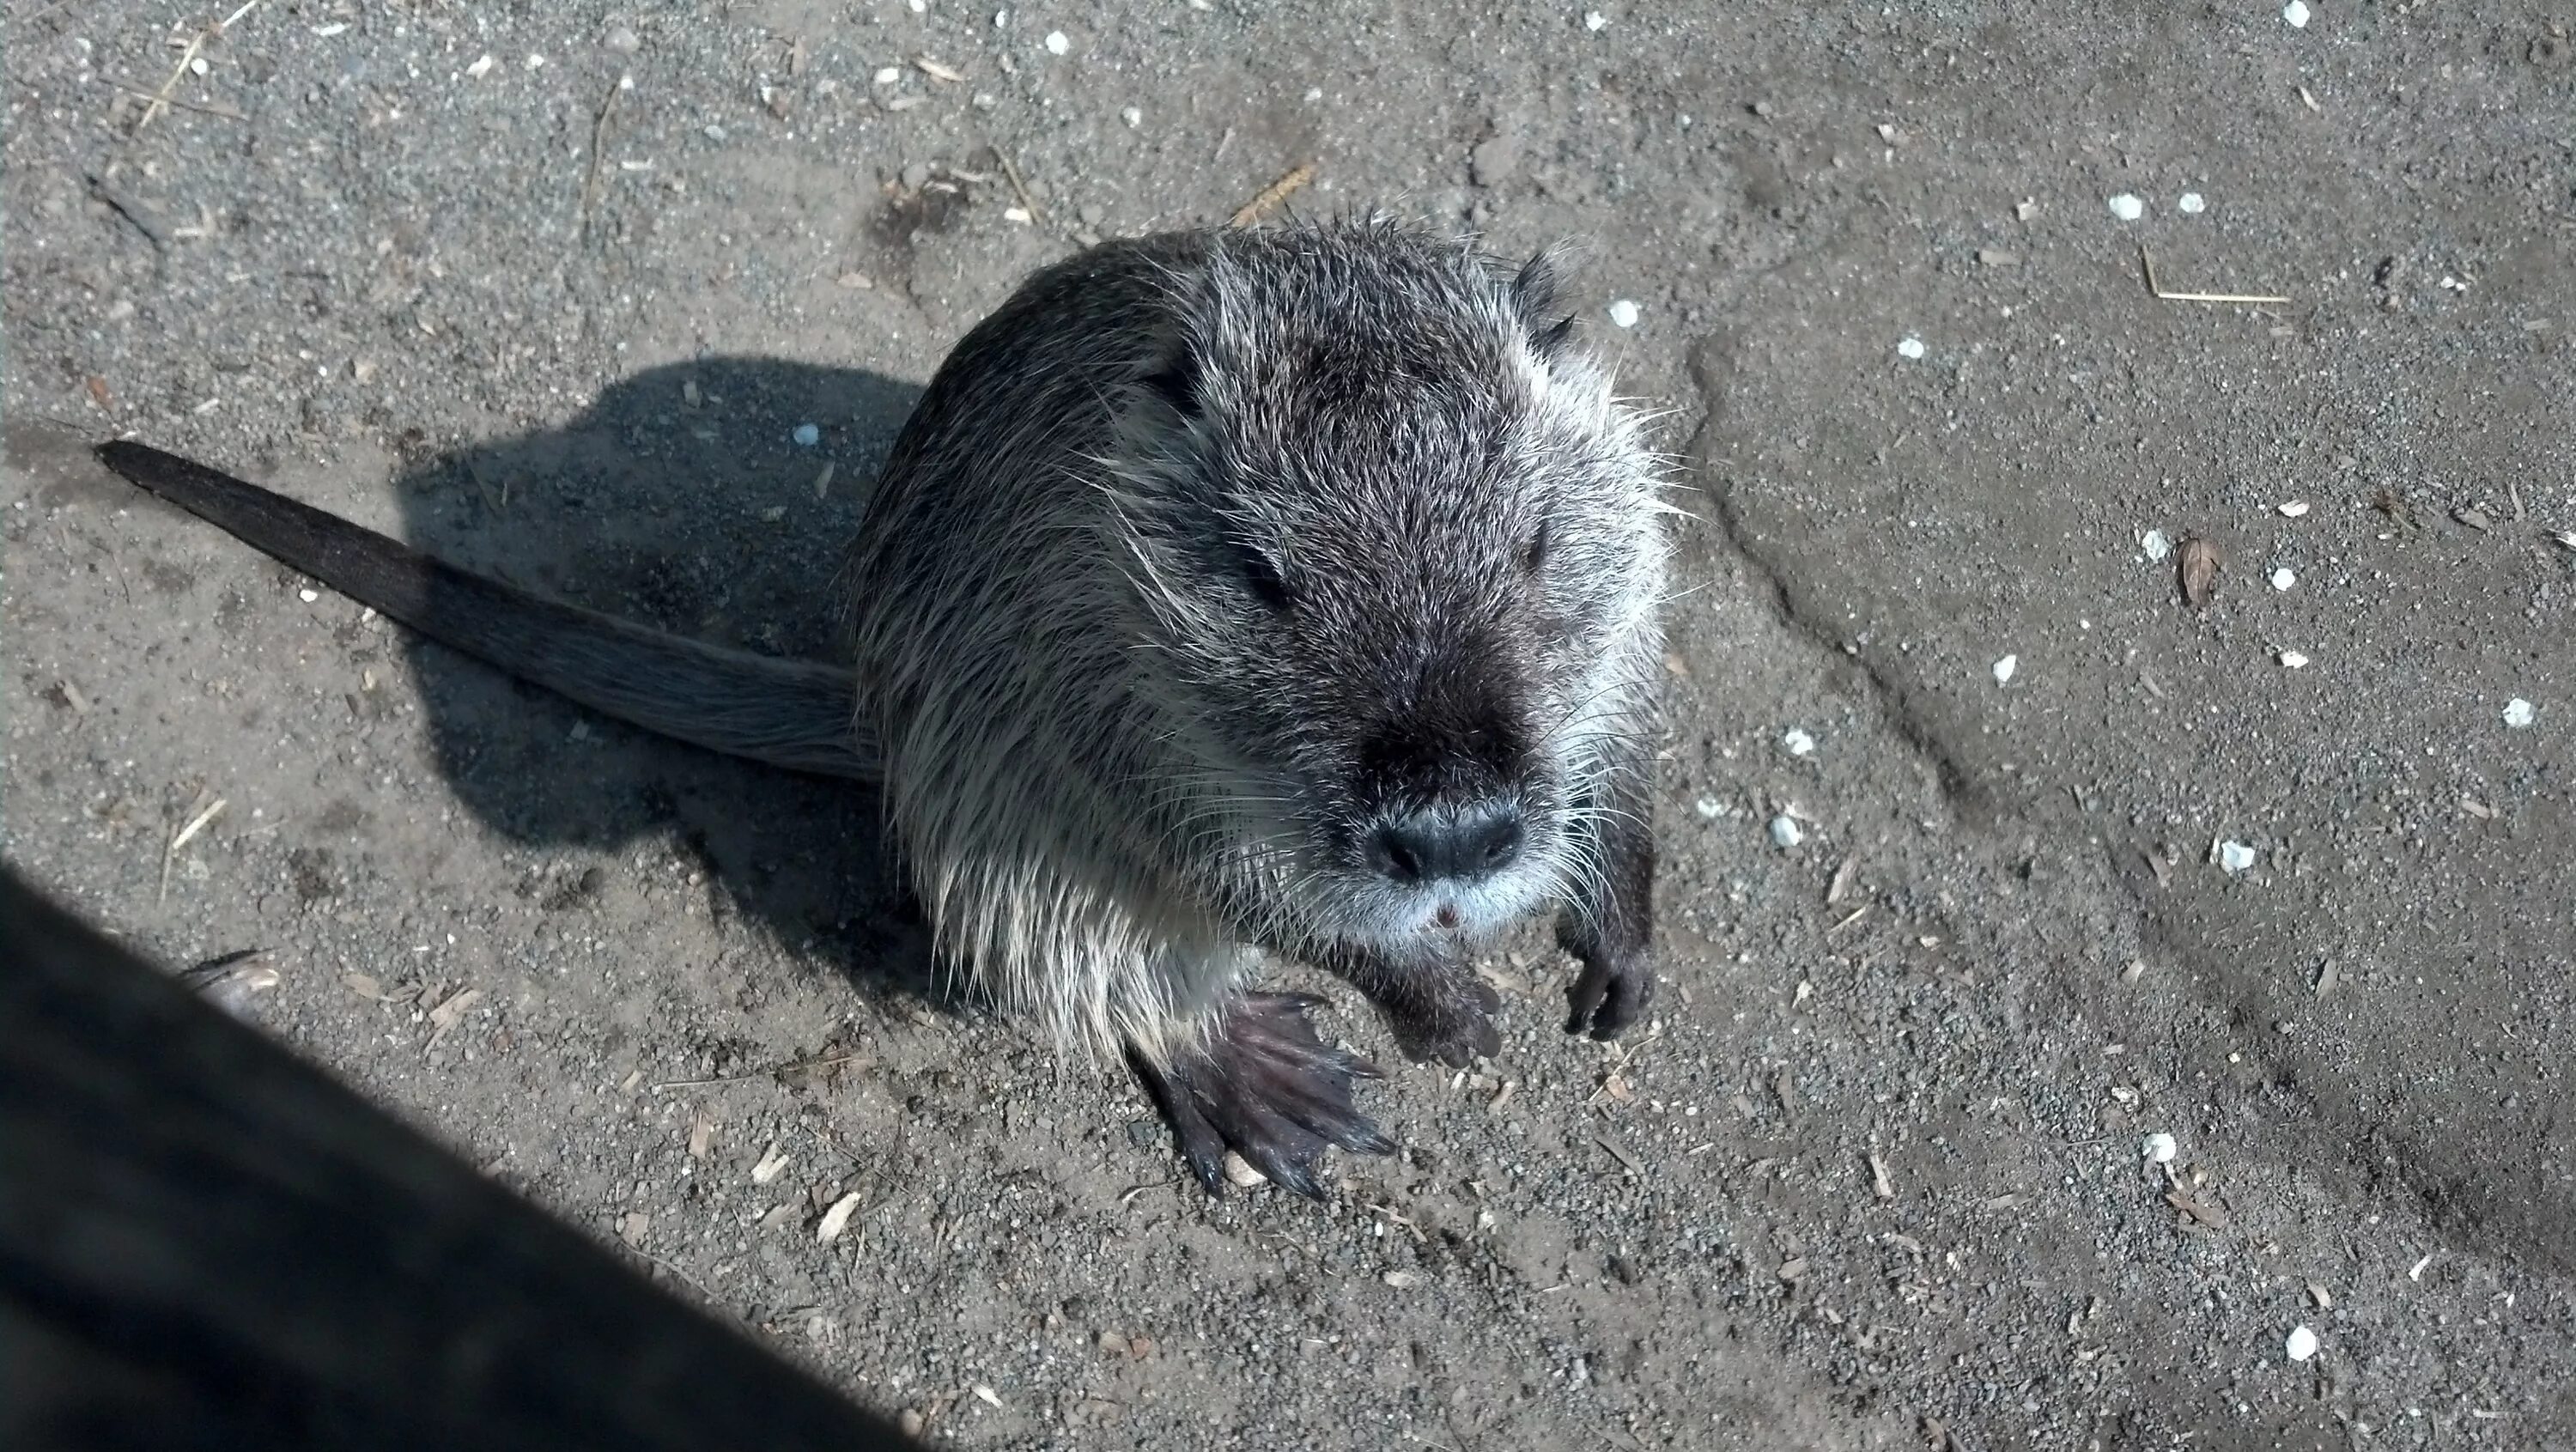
618 1212 649 1248
425 987 483 1049
1825 856 1856 905
914 56 963 82
2166 1189 2230 1230
1595 1134 1644 1175
817 1191 864 1243
687 1109 714 1160
85 375 113 410
750 1142 792 1185
1777 1256 1808 1283
1868 1151 1893 1199
2178 538 2221 608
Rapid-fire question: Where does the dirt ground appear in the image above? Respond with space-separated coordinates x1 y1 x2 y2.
7 2 2573 1448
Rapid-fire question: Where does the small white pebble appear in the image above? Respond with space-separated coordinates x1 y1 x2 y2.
2218 841 2257 874
908 0 927 11
873 66 902 85
1692 797 1722 820
1767 815 1804 849
1896 336 1926 360
1044 30 1070 55
2107 193 2145 222
2270 567 2296 592
1003 206 1031 224
2143 1132 2178 1164
2282 0 2311 29
299 588 320 604
1992 654 2018 685
2278 500 2310 518
524 53 546 70
792 423 820 447
2279 650 2310 670
1607 299 1642 329
2503 698 2536 729
993 9 1008 27
2177 191 2207 215
1584 11 1608 31
2141 529 2172 562
1782 727 1816 758
1121 106 1143 128
465 53 495 78
2286 1326 2319 1362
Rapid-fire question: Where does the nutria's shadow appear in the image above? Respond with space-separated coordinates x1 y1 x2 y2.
390 358 940 1009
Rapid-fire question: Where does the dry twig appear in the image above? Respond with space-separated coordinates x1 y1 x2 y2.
2139 246 2289 306
1230 161 1316 228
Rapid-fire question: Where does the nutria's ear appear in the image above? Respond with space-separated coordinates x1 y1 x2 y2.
1512 252 1559 317
1511 251 1577 362
1135 343 1204 419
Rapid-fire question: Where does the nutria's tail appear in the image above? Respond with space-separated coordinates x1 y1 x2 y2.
95 440 877 781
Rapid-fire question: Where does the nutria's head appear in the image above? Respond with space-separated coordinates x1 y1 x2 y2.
1103 219 1670 951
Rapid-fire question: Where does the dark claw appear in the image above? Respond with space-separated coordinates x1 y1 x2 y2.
1127 992 1394 1202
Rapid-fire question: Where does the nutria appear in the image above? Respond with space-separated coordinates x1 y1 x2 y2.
95 214 1674 1200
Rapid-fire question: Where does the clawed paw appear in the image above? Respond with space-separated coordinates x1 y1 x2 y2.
1562 948 1651 1042
1384 973 1502 1068
1127 993 1396 1201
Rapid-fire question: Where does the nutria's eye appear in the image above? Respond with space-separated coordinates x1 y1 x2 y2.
1240 545 1291 611
1521 518 1552 574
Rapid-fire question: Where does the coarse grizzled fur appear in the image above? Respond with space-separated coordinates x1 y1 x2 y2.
94 213 1675 1200
845 216 1671 1072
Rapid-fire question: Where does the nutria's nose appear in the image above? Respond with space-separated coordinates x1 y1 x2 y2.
1365 802 1525 884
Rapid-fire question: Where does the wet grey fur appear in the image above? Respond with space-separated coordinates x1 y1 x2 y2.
95 215 1674 1199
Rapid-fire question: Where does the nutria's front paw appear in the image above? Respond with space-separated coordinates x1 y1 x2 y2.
1560 939 1652 1042
1127 992 1395 1201
1382 974 1502 1069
